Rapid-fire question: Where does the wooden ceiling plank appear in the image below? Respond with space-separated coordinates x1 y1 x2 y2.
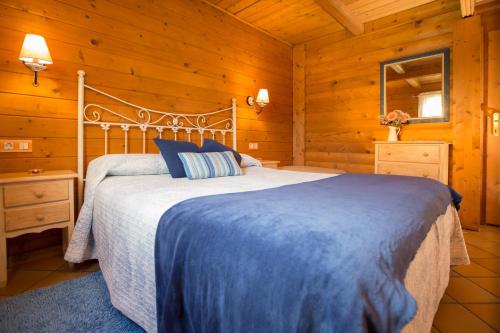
347 0 392 12
227 0 260 15
353 0 436 23
286 24 344 45
250 2 320 27
234 0 283 23
212 0 242 10
198 0 292 46
314 0 364 35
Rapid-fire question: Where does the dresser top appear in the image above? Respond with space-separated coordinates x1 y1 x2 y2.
374 141 450 144
0 170 77 184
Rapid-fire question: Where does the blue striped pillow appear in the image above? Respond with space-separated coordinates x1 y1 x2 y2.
178 152 211 179
178 151 242 179
203 151 243 177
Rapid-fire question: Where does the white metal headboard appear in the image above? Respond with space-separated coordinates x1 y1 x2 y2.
77 70 237 207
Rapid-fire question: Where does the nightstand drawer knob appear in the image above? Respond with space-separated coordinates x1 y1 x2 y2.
36 215 45 222
34 192 44 199
385 171 391 175
423 173 429 178
423 153 429 157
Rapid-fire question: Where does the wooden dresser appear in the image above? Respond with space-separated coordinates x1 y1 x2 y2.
374 141 450 184
0 170 77 287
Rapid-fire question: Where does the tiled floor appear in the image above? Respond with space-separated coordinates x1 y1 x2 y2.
0 246 99 300
0 225 499 332
432 225 500 333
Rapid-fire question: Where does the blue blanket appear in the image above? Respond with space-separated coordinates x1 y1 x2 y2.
155 174 461 333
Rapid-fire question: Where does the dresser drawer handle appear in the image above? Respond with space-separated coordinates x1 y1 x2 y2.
423 153 429 157
35 215 45 222
34 192 44 199
387 152 392 156
422 173 429 178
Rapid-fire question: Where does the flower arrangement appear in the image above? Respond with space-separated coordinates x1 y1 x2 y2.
381 110 410 127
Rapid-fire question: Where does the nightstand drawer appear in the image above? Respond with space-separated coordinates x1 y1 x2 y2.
4 201 70 232
377 162 440 180
3 180 69 208
378 144 441 164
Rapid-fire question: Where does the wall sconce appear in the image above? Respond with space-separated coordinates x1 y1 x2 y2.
19 34 53 87
246 89 269 115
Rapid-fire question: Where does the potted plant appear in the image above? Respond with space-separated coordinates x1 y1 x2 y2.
381 110 410 142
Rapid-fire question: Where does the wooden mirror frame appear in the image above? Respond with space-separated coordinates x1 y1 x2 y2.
380 48 450 123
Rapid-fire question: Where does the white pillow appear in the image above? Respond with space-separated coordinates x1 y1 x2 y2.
240 154 262 168
101 154 169 176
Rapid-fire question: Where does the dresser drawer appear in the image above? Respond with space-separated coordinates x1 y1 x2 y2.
4 201 70 232
3 180 69 208
377 162 440 180
378 144 441 164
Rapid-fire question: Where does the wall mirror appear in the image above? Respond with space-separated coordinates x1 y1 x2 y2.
380 49 450 123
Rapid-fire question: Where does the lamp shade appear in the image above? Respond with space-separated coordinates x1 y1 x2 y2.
256 89 270 105
19 34 53 65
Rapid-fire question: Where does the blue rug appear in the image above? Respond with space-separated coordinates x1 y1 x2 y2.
0 272 145 332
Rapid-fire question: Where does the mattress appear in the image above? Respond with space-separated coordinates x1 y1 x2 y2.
68 167 469 333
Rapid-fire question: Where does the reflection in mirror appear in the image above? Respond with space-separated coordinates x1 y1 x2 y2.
381 49 450 123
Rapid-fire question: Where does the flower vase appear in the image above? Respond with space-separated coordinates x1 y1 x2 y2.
387 126 400 142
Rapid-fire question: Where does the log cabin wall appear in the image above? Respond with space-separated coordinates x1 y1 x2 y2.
302 0 461 174
301 0 498 227
0 0 293 174
0 0 293 255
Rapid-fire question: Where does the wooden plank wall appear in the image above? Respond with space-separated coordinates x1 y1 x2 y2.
0 0 293 174
0 0 293 255
303 0 462 174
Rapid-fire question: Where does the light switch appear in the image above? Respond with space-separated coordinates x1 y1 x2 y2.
248 142 259 150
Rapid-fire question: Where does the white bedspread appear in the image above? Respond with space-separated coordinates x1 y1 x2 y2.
65 157 468 333
66 161 335 332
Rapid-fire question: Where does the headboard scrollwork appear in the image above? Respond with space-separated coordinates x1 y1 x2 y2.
76 70 237 207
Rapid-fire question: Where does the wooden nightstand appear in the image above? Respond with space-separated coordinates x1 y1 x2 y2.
260 160 280 169
0 170 77 287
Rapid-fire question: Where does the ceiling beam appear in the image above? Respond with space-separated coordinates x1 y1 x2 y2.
314 0 364 35
389 64 406 74
405 78 421 88
460 0 475 17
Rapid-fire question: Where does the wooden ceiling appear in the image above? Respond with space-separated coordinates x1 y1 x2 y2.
203 0 439 45
204 0 487 45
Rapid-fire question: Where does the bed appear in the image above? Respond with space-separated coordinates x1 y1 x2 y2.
66 71 469 333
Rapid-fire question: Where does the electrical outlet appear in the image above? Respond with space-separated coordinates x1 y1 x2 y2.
248 142 259 150
0 139 32 152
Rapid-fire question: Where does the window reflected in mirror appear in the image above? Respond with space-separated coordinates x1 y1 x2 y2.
381 49 449 123
418 91 442 117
